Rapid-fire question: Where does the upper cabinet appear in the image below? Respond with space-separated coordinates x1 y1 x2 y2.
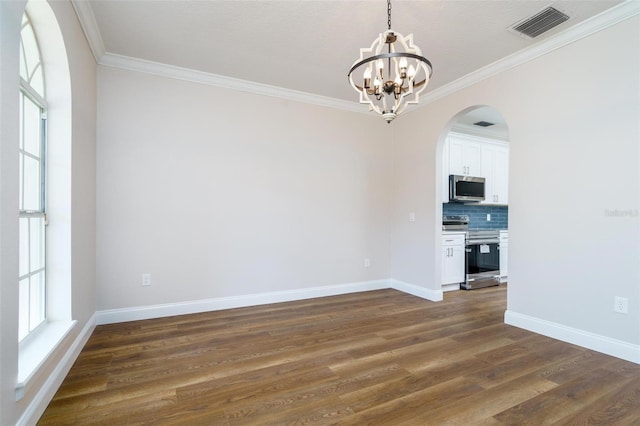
443 132 509 205
448 135 482 176
481 143 509 205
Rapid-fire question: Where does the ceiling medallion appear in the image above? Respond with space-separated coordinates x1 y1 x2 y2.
348 0 433 123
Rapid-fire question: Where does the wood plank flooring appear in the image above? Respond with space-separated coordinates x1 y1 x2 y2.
39 286 640 425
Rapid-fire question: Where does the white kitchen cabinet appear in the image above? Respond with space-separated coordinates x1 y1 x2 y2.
499 230 508 282
443 132 509 205
481 143 509 205
442 233 465 290
448 134 482 176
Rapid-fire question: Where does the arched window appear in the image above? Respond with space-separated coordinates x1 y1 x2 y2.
15 1 74 399
19 12 47 341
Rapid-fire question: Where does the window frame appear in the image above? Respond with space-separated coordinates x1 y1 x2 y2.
18 14 48 343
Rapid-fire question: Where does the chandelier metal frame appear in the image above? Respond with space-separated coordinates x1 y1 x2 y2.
348 0 433 123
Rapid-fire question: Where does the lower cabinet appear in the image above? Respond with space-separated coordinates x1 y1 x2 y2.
442 233 465 290
499 230 508 282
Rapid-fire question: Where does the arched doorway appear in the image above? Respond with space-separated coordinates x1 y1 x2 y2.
438 105 510 294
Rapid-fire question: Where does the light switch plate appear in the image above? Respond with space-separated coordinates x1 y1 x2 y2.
142 273 151 286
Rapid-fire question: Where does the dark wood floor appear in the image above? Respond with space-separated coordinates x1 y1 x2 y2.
39 286 640 425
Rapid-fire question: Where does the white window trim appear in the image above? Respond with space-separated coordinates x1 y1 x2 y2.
19 81 48 341
20 76 46 108
16 320 76 401
15 0 76 403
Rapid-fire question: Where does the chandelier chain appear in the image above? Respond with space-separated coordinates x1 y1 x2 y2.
387 0 392 30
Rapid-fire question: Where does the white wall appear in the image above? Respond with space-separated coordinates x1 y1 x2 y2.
0 1 97 424
96 66 392 312
0 2 24 422
392 16 640 358
61 0 97 328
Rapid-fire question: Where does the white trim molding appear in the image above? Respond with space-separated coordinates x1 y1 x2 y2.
392 279 443 302
17 320 77 401
417 0 640 107
96 279 445 325
72 0 639 114
97 280 391 325
505 310 640 365
17 314 97 426
99 53 365 114
70 0 105 62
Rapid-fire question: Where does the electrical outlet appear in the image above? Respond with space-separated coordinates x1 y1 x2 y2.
614 296 628 314
142 273 151 286
409 212 416 222
364 258 371 268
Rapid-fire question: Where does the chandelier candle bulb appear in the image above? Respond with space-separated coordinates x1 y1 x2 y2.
394 77 402 95
363 68 372 88
399 57 408 78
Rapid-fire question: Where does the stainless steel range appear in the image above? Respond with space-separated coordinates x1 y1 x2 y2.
443 215 501 290
442 215 469 232
463 229 501 290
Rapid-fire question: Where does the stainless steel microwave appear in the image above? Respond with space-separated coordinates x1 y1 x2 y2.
449 175 485 203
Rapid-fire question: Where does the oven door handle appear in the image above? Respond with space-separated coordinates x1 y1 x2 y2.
466 240 500 245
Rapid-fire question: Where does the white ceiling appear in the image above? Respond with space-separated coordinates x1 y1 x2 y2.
451 106 509 140
80 0 625 105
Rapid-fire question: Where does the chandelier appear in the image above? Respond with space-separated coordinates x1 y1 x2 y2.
348 0 432 123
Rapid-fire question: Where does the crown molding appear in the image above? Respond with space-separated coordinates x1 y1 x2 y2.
417 0 640 107
99 53 365 114
75 0 638 113
70 0 105 63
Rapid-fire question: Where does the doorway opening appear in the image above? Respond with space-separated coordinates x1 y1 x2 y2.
438 106 510 295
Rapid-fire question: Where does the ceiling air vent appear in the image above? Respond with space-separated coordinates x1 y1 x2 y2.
474 121 494 127
510 6 569 38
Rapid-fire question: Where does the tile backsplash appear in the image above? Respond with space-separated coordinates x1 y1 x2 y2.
443 203 508 230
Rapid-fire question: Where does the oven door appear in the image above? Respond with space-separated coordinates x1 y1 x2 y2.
463 241 500 289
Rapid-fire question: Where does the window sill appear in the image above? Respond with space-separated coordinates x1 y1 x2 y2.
16 320 77 401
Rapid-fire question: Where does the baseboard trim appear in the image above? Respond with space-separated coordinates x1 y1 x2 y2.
505 310 640 365
96 279 393 325
18 313 97 426
391 279 443 302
